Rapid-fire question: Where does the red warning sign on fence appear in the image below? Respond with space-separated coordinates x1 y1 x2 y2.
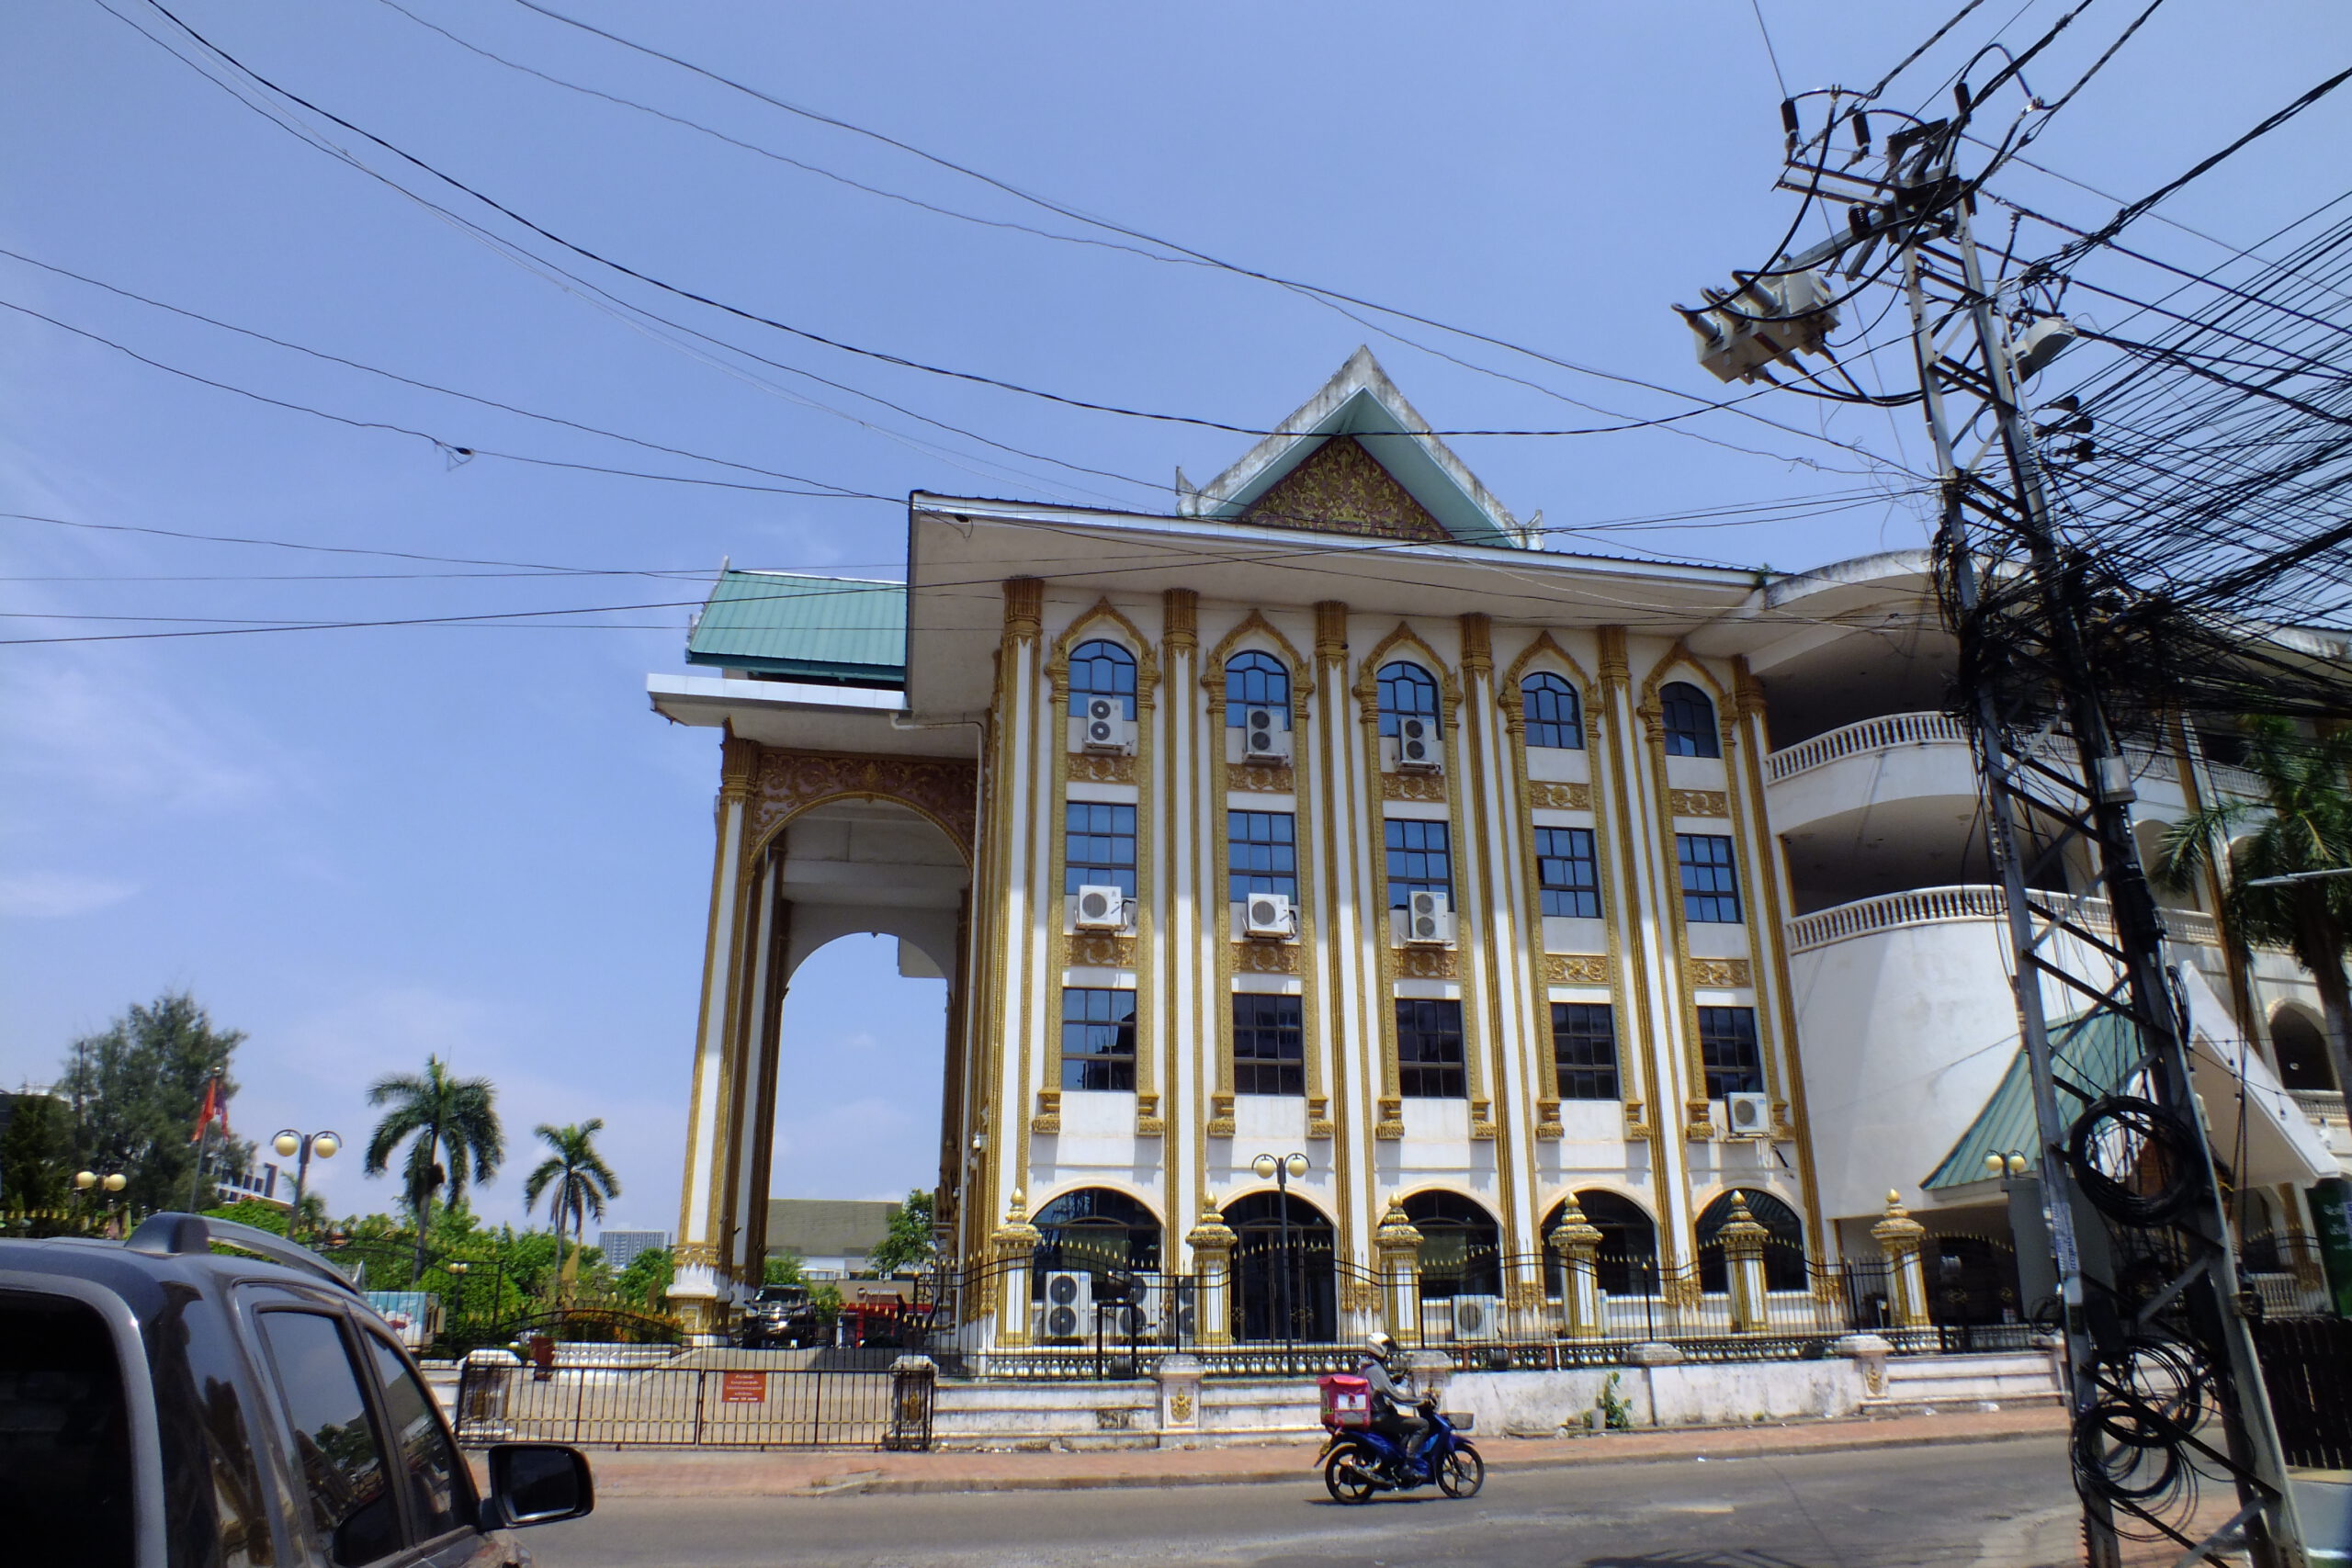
719 1371 767 1404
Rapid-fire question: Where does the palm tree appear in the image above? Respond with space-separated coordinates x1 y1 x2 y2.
364 1057 503 1278
2154 717 2352 1100
523 1121 621 1306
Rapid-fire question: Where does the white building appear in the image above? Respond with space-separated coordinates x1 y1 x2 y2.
648 352 2350 1340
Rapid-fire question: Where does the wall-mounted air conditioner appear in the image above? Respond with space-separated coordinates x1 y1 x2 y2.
1243 892 1295 940
1081 697 1135 754
1041 1270 1092 1343
1724 1091 1773 1138
1239 706 1291 763
1074 886 1129 931
1396 716 1442 772
1406 890 1453 945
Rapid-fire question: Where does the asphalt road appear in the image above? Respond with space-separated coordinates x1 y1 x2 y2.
526 1433 2079 1568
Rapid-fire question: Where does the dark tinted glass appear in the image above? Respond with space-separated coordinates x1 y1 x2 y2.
1376 661 1438 736
0 1292 133 1568
1068 639 1137 717
1396 998 1465 1098
1232 992 1305 1095
1521 673 1583 749
1552 1002 1620 1100
1384 818 1452 908
258 1312 402 1566
1699 1007 1764 1099
1061 987 1136 1091
1064 802 1138 896
1677 834 1742 923
1536 827 1601 919
363 1334 467 1540
1227 811 1297 900
1660 682 1719 757
1225 650 1291 724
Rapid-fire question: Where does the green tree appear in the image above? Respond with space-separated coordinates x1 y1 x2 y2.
60 993 250 1213
867 1188 937 1275
763 1251 808 1287
521 1121 620 1305
2156 718 2352 1097
1 1091 74 1211
616 1245 674 1311
363 1056 503 1276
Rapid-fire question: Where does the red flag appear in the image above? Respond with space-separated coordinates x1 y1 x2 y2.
191 1077 218 1144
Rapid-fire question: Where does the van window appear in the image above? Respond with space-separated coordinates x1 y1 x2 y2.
0 1291 134 1568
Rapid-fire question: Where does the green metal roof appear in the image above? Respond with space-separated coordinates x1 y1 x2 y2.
1923 1010 2143 1190
685 570 906 687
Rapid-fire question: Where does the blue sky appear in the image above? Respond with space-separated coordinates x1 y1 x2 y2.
4 0 2343 1233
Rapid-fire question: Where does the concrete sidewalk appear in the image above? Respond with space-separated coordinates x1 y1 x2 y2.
559 1404 2065 1498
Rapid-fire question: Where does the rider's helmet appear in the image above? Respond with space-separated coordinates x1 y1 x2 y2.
1366 1330 1398 1364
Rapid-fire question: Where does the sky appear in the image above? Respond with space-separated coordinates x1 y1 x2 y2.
4 0 2345 1235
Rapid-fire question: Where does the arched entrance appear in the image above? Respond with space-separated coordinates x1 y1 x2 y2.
2270 1007 2337 1091
1403 1191 1501 1299
1226 1190 1336 1343
1543 1191 1659 1297
1696 1189 1807 1292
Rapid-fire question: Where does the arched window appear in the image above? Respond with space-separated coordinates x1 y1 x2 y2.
1695 1188 1805 1292
1224 650 1291 729
2269 1008 2337 1092
1032 1188 1162 1276
1377 661 1439 738
1521 672 1583 750
1068 639 1137 719
1544 1191 1658 1298
1659 681 1719 758
1223 1190 1337 1342
1402 1191 1502 1300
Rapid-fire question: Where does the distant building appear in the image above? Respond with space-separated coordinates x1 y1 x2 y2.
597 1229 671 1272
765 1200 897 1279
212 1163 288 1210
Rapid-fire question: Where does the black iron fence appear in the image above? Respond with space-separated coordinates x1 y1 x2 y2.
2250 1317 2352 1470
451 1357 933 1450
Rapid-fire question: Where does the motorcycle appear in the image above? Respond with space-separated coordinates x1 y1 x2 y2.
1315 1375 1485 1505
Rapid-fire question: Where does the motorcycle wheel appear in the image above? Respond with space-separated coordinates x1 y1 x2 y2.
1436 1448 1485 1499
1324 1448 1380 1505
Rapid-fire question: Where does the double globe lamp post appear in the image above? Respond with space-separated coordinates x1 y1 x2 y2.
74 1169 127 1235
273 1128 341 1240
1250 1152 1310 1345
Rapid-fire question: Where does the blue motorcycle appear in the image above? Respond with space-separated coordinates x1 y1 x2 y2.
1317 1397 1485 1504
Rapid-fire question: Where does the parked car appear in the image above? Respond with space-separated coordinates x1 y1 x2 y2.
0 1212 593 1567
737 1282 822 1348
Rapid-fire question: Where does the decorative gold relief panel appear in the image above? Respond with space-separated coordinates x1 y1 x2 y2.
1395 946 1459 981
1068 752 1136 785
1668 788 1730 818
1382 771 1448 804
1528 781 1592 811
1543 953 1610 985
1684 957 1753 988
1233 942 1302 976
1069 934 1139 970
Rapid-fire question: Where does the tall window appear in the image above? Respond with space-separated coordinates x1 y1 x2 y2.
1225 650 1291 728
1659 681 1719 757
1536 827 1600 918
1396 999 1466 1098
1228 811 1296 900
1698 1006 1762 1099
1068 638 1137 718
1384 818 1453 908
1376 660 1439 737
1066 802 1137 896
1232 993 1305 1095
1677 833 1741 922
1521 672 1584 749
1062 987 1136 1091
1552 1003 1619 1100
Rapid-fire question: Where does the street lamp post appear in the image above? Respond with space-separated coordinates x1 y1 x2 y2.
74 1169 127 1235
1250 1153 1309 1345
272 1129 342 1241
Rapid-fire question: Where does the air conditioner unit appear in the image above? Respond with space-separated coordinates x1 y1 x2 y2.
1074 885 1129 931
1240 706 1291 763
1041 1270 1092 1343
1450 1294 1503 1343
1406 890 1453 945
1243 892 1295 940
1724 1091 1772 1137
1396 716 1442 772
1081 697 1135 754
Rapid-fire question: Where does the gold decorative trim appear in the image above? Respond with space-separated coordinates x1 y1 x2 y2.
1528 781 1592 811
673 1241 721 1269
1069 932 1138 969
1030 1089 1062 1135
1382 770 1448 803
1068 751 1136 785
1544 953 1609 985
1307 1096 1334 1140
1684 957 1753 987
1623 1100 1652 1139
1136 1091 1165 1137
745 749 979 861
1534 1100 1564 1141
1233 941 1301 975
1503 1279 1545 1312
1374 1095 1405 1140
1471 1099 1498 1141
1395 945 1458 980
1206 1092 1236 1138
1340 1276 1383 1314
1668 788 1730 818
1230 761 1296 794
1683 1098 1714 1142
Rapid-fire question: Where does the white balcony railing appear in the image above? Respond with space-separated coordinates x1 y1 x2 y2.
1788 884 2224 954
1765 712 1970 784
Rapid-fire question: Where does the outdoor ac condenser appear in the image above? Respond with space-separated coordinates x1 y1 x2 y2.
1406 890 1453 945
1450 1294 1504 1342
1081 696 1135 754
1073 885 1128 931
1239 706 1291 762
1395 716 1442 771
1724 1091 1772 1137
1243 892 1295 940
1042 1270 1092 1342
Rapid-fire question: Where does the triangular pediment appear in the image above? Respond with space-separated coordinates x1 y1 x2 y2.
1177 347 1528 548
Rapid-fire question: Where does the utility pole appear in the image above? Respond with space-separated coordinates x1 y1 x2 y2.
1682 99 2307 1568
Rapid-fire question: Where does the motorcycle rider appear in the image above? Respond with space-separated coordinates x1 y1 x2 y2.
1360 1331 1432 1476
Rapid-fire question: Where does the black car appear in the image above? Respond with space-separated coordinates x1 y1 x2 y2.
0 1212 593 1567
736 1282 821 1349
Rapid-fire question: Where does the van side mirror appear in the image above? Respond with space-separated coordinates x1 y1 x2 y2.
483 1444 594 1529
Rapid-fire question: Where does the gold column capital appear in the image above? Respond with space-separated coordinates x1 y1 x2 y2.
1313 601 1350 662
719 733 760 801
1162 587 1198 650
1458 612 1492 677
1002 576 1044 637
1597 627 1631 689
